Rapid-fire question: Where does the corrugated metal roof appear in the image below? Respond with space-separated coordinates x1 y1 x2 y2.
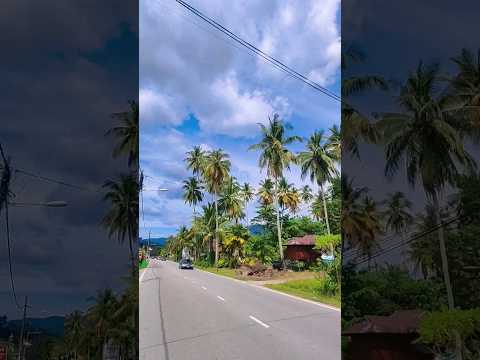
286 234 316 246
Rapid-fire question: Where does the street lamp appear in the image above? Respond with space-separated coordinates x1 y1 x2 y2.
9 201 68 207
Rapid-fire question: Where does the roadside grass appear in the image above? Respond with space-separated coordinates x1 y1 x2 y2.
196 266 239 279
266 278 340 308
139 259 149 269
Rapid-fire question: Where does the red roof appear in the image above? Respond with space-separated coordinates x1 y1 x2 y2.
343 310 425 335
286 234 316 246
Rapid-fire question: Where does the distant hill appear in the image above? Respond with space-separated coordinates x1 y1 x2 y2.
139 237 167 246
248 224 265 235
8 316 64 337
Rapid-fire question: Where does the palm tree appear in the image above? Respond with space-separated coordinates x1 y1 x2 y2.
65 311 83 360
297 130 338 235
301 185 313 203
326 124 341 161
87 289 118 358
257 179 274 205
382 191 413 242
408 204 440 280
102 174 139 273
360 196 383 268
240 182 255 229
341 176 369 251
182 177 203 216
185 146 206 180
219 177 244 223
341 47 388 158
203 149 231 265
447 48 480 132
107 101 139 168
381 62 476 314
249 115 301 266
311 194 324 221
223 224 250 263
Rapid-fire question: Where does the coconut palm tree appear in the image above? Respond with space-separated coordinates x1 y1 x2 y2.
381 61 476 314
182 177 203 216
219 177 244 223
301 185 313 203
326 124 341 161
102 173 139 273
297 130 338 235
65 311 83 360
447 48 480 132
341 176 369 251
249 115 301 266
185 146 206 180
382 191 413 242
360 196 383 268
311 194 324 221
107 101 139 168
257 179 274 205
222 224 250 263
240 182 255 229
87 289 118 358
341 48 388 158
203 149 231 265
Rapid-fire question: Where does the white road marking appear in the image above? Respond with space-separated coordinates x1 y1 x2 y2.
201 286 207 290
217 295 225 301
139 268 147 282
183 276 188 280
249 315 270 328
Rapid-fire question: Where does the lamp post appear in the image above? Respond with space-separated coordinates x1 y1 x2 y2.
9 201 68 207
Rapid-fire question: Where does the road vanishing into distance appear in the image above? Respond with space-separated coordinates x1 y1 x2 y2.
139 259 340 360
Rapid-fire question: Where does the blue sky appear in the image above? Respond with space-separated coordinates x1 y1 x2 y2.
140 0 341 238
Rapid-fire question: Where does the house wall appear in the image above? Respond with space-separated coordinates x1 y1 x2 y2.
345 334 434 360
284 245 319 263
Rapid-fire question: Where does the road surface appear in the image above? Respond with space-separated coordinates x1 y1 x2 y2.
140 259 340 360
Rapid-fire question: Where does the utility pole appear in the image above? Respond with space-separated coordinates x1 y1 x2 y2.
17 296 28 360
148 230 151 258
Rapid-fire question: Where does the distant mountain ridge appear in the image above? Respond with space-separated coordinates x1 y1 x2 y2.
139 237 167 246
7 316 64 337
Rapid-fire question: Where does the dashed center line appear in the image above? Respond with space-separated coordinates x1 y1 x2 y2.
249 315 270 328
201 286 207 290
217 295 225 301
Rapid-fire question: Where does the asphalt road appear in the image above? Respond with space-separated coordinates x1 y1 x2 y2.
139 259 340 360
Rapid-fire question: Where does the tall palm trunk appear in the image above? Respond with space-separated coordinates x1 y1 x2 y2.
320 183 331 235
274 180 284 267
431 192 462 359
320 183 333 255
214 192 219 266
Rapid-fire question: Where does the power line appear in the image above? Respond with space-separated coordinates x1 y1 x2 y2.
352 214 462 266
14 168 103 193
173 0 342 103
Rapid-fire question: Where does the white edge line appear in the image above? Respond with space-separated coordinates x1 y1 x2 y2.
249 315 270 328
252 284 340 312
217 295 225 301
195 267 339 312
201 286 207 290
139 268 147 282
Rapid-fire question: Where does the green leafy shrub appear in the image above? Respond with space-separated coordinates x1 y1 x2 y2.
418 309 480 358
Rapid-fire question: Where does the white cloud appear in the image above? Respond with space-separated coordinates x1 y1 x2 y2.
197 73 291 137
140 88 183 125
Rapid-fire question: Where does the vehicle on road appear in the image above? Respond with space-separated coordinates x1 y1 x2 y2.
179 258 193 269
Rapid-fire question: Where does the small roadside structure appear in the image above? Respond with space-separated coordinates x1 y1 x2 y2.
284 234 320 263
343 310 433 360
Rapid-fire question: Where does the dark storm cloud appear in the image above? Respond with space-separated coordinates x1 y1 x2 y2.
0 1 137 318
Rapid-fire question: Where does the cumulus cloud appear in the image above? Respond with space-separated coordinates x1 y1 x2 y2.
140 0 340 134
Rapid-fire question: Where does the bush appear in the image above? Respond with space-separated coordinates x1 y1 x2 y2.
193 259 212 268
318 274 339 296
